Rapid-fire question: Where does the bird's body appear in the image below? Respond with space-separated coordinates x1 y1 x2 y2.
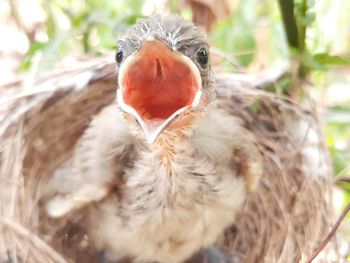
46 15 262 263
84 105 248 262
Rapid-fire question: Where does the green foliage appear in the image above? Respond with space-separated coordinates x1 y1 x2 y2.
210 0 258 66
326 104 350 177
313 53 350 67
277 0 350 212
20 0 145 71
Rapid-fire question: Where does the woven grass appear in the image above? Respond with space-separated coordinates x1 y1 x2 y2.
0 56 345 263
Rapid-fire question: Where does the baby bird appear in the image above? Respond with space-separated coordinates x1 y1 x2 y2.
46 15 262 263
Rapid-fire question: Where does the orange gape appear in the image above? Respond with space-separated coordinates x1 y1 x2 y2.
121 40 199 120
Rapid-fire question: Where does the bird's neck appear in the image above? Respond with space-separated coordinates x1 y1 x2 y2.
152 128 192 165
150 110 198 150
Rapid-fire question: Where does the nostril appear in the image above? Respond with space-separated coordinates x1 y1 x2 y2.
155 59 164 78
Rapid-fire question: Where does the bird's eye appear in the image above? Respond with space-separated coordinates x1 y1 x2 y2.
116 50 124 64
196 48 209 67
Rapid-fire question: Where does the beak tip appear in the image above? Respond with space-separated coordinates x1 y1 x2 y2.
146 135 157 144
143 124 164 144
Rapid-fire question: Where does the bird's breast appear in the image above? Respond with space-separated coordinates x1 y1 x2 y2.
88 146 245 262
86 108 252 262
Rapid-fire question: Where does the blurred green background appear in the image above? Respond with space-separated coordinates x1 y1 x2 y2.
1 0 350 246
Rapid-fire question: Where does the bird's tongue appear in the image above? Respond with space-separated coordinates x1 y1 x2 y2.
119 40 201 122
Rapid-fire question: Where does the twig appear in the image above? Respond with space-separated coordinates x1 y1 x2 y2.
277 0 300 50
254 63 290 90
210 47 245 72
0 216 69 263
304 203 350 263
8 0 35 42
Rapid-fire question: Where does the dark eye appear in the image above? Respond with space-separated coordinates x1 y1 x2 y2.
116 50 124 64
196 48 208 67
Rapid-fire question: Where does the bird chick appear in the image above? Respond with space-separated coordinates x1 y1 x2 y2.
46 15 262 263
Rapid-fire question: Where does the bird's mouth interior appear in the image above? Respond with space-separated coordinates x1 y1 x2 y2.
118 39 202 124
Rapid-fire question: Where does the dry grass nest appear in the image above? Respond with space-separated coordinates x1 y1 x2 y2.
0 56 347 263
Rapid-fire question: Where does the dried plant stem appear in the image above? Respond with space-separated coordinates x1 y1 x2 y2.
304 203 350 263
0 216 69 263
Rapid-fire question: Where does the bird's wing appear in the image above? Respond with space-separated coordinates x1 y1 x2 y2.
45 105 135 218
0 58 120 217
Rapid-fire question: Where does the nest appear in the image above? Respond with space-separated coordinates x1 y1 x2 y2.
0 56 346 263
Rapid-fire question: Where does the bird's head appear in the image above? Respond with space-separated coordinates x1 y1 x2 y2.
116 15 215 143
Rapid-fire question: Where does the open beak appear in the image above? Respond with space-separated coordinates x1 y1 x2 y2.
117 38 202 143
